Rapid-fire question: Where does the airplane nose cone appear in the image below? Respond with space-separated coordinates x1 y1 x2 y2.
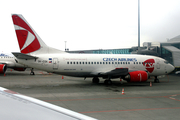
168 64 175 73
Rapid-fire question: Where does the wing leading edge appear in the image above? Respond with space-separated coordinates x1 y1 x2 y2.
0 87 97 120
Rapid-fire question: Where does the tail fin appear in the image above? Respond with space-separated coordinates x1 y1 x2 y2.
12 14 66 55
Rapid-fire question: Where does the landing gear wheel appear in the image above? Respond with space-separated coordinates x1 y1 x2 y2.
154 76 159 83
92 77 99 83
104 80 112 85
30 68 35 75
30 72 35 75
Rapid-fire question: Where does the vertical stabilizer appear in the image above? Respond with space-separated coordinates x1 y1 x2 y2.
12 14 66 55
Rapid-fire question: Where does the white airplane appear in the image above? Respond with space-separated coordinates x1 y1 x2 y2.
11 14 174 84
0 53 35 75
0 86 97 120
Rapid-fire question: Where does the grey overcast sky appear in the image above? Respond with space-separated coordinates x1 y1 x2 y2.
1 0 180 53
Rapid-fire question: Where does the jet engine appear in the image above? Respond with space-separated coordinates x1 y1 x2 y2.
123 71 148 82
0 64 7 74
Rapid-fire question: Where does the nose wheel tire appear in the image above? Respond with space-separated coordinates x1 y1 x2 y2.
154 76 159 83
30 68 35 75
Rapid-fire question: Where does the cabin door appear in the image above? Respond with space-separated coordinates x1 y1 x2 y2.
53 58 59 70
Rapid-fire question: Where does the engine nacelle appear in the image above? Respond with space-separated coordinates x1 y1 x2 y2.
0 64 7 74
123 71 148 82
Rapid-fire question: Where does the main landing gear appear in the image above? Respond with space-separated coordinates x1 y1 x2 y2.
104 76 112 85
92 77 112 85
154 76 159 83
92 77 99 83
30 68 35 75
104 79 112 85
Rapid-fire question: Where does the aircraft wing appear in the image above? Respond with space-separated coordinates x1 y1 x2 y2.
0 87 97 120
91 68 129 76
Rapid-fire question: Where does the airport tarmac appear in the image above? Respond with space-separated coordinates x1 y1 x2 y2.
1 69 180 120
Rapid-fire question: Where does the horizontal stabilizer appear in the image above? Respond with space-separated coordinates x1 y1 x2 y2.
12 52 38 60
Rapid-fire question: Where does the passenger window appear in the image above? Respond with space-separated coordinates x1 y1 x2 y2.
112 62 114 64
70 62 72 64
82 62 84 64
91 62 93 64
109 62 111 64
67 62 69 64
97 62 99 64
94 62 96 64
76 62 78 64
79 62 81 64
136 62 138 64
128 62 130 64
73 62 75 64
139 62 141 64
115 62 117 64
88 62 90 64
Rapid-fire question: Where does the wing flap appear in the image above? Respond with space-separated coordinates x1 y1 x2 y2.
12 52 38 59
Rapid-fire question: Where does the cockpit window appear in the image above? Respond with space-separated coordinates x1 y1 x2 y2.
164 61 169 64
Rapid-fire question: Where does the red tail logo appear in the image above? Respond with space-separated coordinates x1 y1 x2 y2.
143 59 155 73
12 15 40 54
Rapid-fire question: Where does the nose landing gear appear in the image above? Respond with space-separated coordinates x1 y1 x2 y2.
30 68 35 75
154 76 159 83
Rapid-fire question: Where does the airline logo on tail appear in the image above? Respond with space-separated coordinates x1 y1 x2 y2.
143 59 155 73
12 15 40 54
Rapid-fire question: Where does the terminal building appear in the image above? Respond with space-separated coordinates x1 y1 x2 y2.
67 35 180 68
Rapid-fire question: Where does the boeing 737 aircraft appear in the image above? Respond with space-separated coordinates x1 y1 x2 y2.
0 53 35 75
11 14 174 84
